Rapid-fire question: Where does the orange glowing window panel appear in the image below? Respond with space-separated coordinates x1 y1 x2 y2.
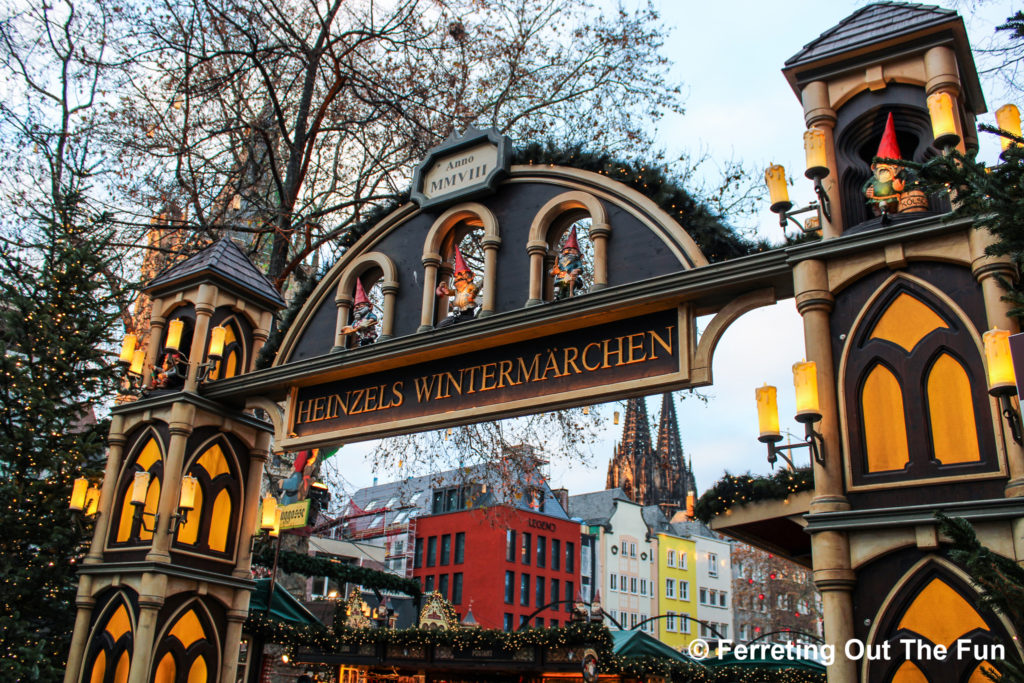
113 651 130 683
117 438 162 543
861 364 910 472
187 654 209 683
869 293 948 353
89 650 107 683
196 444 230 480
898 578 988 649
154 653 176 683
104 604 132 642
927 353 981 465
208 489 232 552
169 608 206 649
969 662 997 682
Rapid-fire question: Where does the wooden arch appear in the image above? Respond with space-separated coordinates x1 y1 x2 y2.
333 251 400 347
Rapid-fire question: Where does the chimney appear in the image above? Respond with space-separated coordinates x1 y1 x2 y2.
552 488 570 514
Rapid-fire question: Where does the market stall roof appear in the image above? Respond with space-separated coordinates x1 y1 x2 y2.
249 579 322 627
706 652 826 673
610 629 696 663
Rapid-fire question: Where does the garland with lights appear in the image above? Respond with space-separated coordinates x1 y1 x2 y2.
694 469 814 524
606 654 824 682
251 545 422 597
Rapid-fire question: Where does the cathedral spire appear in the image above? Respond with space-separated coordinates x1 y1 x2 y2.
606 397 652 502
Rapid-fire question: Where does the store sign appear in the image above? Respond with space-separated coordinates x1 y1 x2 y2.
283 308 689 447
279 500 311 530
411 127 511 210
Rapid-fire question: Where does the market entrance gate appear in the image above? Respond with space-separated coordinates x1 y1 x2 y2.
64 126 1024 683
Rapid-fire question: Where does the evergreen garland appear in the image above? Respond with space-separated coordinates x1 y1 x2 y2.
251 545 422 597
694 469 814 524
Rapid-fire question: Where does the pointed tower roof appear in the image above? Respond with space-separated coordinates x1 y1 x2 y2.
608 397 653 504
782 3 984 113
144 238 285 309
656 393 684 469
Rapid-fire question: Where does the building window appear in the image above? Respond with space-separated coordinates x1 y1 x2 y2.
699 588 707 605
536 576 545 607
708 552 718 577
426 537 437 567
640 578 647 596
709 589 717 606
566 542 575 573
505 571 514 604
521 533 531 565
640 613 648 631
504 613 513 631
414 538 423 569
535 617 543 627
551 579 559 609
665 578 675 599
537 535 546 568
630 613 637 628
452 573 463 604
680 581 690 601
551 539 561 571
740 624 749 640
521 574 530 606
667 549 676 567
438 574 449 599
630 543 636 558
440 535 451 566
519 615 528 628
610 574 617 591
720 591 727 608
681 615 691 634
630 577 637 594
454 532 465 564
550 619 558 627
564 581 573 612
425 575 435 593
506 530 516 562
680 551 688 570
621 540 627 554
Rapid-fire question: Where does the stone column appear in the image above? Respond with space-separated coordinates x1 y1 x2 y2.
332 292 353 352
220 608 249 683
128 573 167 683
185 284 216 392
62 576 96 683
813 532 858 683
142 313 166 386
526 240 548 306
379 281 398 340
234 433 270 579
145 401 195 564
479 235 501 317
589 222 611 290
418 256 440 332
801 81 843 237
85 414 126 564
250 310 274 369
794 259 847 511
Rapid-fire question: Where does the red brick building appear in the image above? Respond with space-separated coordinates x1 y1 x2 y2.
411 505 582 630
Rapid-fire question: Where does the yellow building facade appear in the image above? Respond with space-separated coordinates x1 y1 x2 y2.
655 532 698 650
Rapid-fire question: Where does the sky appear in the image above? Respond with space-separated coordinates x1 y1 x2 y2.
324 0 1020 502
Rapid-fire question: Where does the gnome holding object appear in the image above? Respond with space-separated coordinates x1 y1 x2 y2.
863 113 926 216
551 226 585 299
435 246 481 324
340 279 379 346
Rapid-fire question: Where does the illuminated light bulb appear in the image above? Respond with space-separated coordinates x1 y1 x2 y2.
178 475 198 510
260 495 277 531
927 91 958 147
984 328 1017 396
792 360 820 422
131 470 150 505
69 477 88 511
996 104 1022 151
119 334 137 364
755 384 781 442
164 319 184 352
764 164 791 213
803 128 828 178
207 326 227 360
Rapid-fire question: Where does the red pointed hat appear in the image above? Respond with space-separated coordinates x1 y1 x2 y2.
876 113 902 160
453 245 472 275
564 226 580 252
353 278 370 307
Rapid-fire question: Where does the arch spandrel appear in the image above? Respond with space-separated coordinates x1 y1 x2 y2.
279 165 711 365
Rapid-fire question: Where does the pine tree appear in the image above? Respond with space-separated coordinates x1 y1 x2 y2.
0 188 123 681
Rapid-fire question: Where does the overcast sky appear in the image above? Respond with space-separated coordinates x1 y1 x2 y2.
325 1 1020 502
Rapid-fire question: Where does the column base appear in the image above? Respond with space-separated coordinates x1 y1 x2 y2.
417 324 433 333
525 298 542 307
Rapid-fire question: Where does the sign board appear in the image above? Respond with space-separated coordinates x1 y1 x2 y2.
283 307 690 448
279 499 311 530
410 127 511 210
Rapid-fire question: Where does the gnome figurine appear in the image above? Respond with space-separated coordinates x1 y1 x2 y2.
340 278 379 346
551 226 585 299
436 246 481 324
863 113 924 216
